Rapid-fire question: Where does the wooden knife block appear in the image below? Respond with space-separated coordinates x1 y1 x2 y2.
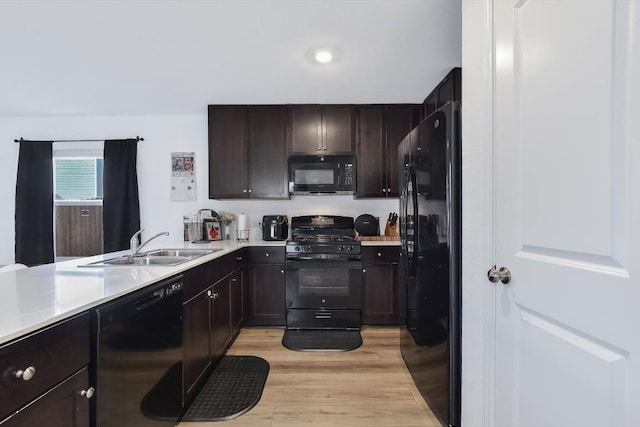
384 221 398 236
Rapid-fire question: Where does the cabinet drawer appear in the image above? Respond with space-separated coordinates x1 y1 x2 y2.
228 249 245 271
362 246 400 263
0 367 90 427
0 313 90 420
184 256 232 300
246 247 285 264
286 309 360 329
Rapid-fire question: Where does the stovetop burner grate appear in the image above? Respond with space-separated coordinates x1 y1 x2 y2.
290 235 356 243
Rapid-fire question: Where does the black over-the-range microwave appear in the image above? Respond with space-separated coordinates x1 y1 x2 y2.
288 155 356 195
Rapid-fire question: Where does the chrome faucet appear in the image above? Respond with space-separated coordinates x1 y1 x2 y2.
130 228 169 256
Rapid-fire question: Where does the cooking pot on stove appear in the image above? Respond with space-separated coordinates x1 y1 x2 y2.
354 214 379 236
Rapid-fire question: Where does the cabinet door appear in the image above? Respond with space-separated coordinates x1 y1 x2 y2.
230 269 244 334
210 280 231 362
386 105 420 196
422 91 437 121
208 105 248 198
362 262 400 325
356 106 386 198
436 67 461 108
246 264 286 326
182 290 211 399
0 368 90 427
322 105 355 154
0 313 89 421
55 205 103 257
290 105 322 154
248 106 289 198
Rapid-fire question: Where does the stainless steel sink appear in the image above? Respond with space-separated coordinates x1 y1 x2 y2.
80 248 221 267
107 256 192 265
144 248 218 258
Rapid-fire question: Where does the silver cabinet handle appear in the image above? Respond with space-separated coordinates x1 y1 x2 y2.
248 189 252 193
362 269 367 273
387 188 391 193
232 277 237 282
265 253 270 257
382 188 387 193
207 290 218 299
236 256 243 261
15 366 35 381
79 387 95 399
280 269 285 274
243 189 247 193
377 252 382 257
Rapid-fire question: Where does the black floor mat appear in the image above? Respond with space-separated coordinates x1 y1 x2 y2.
282 329 363 351
181 355 269 422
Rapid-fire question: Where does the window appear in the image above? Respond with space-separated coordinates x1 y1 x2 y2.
54 158 103 200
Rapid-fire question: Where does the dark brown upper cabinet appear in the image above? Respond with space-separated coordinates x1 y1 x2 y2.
422 67 461 120
247 106 289 198
356 104 420 198
289 105 355 155
208 105 288 199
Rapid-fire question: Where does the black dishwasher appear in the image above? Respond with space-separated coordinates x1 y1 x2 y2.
92 275 184 427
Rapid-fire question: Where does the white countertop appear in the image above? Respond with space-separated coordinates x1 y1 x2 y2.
0 238 397 346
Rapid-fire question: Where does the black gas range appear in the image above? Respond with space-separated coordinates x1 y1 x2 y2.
285 216 362 330
286 215 361 258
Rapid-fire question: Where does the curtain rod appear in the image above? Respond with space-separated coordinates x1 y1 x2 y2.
13 136 144 143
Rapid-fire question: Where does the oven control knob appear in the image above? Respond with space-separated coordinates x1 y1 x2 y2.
295 245 301 252
346 245 353 252
304 245 311 252
337 245 344 252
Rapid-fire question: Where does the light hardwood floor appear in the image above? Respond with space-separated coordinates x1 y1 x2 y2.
179 327 441 427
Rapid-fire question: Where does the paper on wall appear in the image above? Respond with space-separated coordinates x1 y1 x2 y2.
170 152 196 201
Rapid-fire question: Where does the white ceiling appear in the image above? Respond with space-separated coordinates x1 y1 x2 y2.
0 0 461 117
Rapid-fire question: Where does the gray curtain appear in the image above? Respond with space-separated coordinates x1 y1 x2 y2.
103 139 140 252
15 141 54 266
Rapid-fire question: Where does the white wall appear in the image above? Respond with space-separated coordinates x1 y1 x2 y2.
0 114 398 264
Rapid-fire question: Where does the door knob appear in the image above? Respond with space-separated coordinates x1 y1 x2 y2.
487 266 511 284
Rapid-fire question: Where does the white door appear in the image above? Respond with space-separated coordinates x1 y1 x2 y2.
493 1 640 426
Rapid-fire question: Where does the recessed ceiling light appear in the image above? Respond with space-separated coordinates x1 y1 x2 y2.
314 50 333 64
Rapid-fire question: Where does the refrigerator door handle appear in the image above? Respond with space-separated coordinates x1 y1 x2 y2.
400 166 409 252
409 169 419 278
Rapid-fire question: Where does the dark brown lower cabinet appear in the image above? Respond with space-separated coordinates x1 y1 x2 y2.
182 253 245 403
361 246 405 325
245 263 286 326
230 269 244 334
183 288 212 399
0 313 90 426
210 279 232 362
1 368 90 427
55 205 103 257
244 247 286 326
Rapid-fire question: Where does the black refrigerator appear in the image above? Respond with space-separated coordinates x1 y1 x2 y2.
398 101 461 427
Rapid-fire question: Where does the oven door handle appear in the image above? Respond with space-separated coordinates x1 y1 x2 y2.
286 256 362 262
286 260 363 270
